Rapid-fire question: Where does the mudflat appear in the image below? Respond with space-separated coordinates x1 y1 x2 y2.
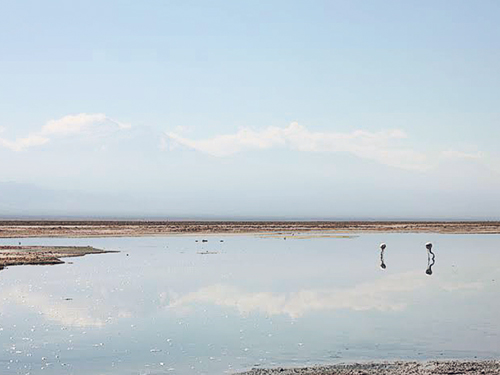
0 245 116 269
1 221 500 238
238 361 500 375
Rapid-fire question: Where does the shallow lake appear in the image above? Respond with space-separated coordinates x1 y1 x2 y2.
1 233 500 375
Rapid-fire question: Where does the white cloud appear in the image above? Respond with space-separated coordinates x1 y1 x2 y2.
165 122 430 171
1 117 486 174
0 113 130 152
441 150 484 160
0 134 50 152
42 113 131 136
41 113 106 135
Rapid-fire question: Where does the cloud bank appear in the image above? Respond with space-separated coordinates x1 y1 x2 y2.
165 122 430 171
0 113 130 152
1 116 489 174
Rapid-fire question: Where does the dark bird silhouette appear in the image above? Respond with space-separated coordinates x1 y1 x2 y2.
426 242 435 275
380 243 387 269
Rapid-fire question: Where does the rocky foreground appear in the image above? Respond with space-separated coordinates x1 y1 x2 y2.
238 361 500 375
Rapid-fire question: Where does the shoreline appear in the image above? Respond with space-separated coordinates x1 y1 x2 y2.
0 245 117 269
1 221 500 238
237 360 500 374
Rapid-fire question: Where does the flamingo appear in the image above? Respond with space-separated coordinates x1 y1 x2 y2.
379 243 387 269
426 242 435 275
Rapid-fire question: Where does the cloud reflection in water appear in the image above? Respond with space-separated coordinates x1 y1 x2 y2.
168 271 483 319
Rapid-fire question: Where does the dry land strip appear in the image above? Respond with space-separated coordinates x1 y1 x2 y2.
1 221 500 238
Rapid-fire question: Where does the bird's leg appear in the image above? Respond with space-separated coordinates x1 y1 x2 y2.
380 248 386 269
426 248 435 275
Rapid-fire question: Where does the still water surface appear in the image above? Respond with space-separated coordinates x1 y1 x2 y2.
1 234 499 374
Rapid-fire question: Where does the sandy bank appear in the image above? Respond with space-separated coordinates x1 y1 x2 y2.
0 245 116 269
238 361 500 374
1 221 500 238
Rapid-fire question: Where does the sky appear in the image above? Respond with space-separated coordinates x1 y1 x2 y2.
1 0 500 219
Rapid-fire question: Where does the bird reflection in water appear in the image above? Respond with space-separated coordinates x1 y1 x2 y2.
426 242 435 275
379 243 387 269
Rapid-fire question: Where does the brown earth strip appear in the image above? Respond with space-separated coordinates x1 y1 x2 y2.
1 221 500 238
0 245 117 269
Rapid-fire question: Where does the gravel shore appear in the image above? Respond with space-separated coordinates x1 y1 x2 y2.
238 361 500 375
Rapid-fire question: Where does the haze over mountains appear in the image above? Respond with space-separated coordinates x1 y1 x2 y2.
1 118 498 219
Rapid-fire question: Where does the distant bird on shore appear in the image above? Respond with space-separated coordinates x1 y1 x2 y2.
379 243 387 269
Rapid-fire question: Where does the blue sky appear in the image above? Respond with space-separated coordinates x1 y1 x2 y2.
1 1 499 218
